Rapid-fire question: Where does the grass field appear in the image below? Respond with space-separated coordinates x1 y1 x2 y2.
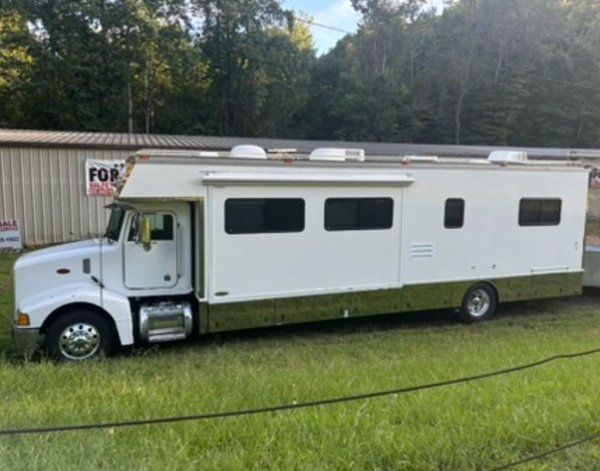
1 253 600 470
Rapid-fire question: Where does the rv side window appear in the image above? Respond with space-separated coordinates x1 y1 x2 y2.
444 199 464 229
325 198 393 231
519 198 562 226
225 199 305 234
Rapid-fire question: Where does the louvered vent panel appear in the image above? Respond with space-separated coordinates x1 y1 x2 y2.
411 243 435 261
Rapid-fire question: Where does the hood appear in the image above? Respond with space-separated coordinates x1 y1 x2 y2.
14 239 104 270
13 239 107 312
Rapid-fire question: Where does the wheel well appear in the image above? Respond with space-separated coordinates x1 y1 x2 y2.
41 303 121 346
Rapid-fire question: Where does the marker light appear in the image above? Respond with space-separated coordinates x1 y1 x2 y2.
16 313 30 326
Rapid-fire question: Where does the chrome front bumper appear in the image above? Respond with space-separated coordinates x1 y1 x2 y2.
12 325 42 353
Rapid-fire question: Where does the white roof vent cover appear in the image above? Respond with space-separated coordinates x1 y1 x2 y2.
488 150 528 164
309 148 365 162
229 145 267 159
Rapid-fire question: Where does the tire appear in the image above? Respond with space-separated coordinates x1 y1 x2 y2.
459 283 497 323
45 310 114 362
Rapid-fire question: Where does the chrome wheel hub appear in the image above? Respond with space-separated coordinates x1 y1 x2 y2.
59 323 101 360
467 289 491 318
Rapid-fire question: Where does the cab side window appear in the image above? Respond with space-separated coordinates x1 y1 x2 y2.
128 213 174 241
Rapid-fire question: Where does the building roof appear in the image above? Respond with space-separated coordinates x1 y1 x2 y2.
1 128 599 160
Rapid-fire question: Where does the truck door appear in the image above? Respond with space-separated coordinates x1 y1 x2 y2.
124 211 179 289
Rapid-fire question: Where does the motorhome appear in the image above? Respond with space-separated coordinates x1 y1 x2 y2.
12 146 588 361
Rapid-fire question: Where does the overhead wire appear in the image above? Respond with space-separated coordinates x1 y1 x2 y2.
287 16 600 94
294 17 354 35
291 14 600 97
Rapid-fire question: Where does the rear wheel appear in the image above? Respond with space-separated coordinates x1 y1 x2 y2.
45 310 114 362
459 283 497 323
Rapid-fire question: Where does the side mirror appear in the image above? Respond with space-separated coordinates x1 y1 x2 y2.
140 216 152 251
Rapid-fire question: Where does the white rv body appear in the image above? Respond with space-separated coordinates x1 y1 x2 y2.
12 148 588 360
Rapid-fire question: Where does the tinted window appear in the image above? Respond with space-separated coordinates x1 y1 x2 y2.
519 198 561 226
325 198 393 231
225 199 305 234
105 207 126 241
445 198 464 229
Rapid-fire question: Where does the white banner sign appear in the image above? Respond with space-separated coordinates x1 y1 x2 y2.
0 219 22 251
86 160 126 197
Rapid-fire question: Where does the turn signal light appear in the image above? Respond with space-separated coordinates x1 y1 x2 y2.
16 313 30 326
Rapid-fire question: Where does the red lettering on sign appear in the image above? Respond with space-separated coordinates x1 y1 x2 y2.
88 182 115 197
0 220 18 231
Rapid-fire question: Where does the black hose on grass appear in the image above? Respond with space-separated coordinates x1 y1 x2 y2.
0 346 599 437
490 430 600 470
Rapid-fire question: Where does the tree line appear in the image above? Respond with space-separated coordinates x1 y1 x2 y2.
1 0 600 148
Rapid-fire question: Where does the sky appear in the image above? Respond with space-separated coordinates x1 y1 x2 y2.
281 0 446 55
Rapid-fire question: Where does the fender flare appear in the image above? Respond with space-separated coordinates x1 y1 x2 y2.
19 284 134 346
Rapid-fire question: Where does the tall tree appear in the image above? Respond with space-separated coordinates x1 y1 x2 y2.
193 0 314 136
0 7 34 127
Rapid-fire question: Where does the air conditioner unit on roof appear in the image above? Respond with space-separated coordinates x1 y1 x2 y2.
309 148 365 162
488 150 528 164
229 145 267 159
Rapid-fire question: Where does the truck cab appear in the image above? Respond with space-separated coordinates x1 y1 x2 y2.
12 200 197 361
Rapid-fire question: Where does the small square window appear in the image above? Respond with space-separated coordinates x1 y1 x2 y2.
445 199 464 229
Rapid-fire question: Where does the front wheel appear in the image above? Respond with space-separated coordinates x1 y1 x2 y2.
45 310 114 362
459 283 497 323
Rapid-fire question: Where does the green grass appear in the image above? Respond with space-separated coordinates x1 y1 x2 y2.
2 253 600 470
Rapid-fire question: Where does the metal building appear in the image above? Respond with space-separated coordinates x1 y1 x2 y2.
0 129 596 245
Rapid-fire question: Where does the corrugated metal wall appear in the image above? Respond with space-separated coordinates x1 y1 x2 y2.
589 190 600 221
0 147 132 245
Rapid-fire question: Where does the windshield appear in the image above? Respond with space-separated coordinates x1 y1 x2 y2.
105 207 126 241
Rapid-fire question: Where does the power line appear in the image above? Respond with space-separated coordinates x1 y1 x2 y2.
0 346 599 437
285 23 600 96
294 17 354 35
491 430 600 470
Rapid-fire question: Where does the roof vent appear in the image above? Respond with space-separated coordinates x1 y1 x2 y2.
488 150 528 164
229 145 267 159
309 148 365 162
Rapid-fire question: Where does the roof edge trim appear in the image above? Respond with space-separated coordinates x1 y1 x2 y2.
201 172 415 186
